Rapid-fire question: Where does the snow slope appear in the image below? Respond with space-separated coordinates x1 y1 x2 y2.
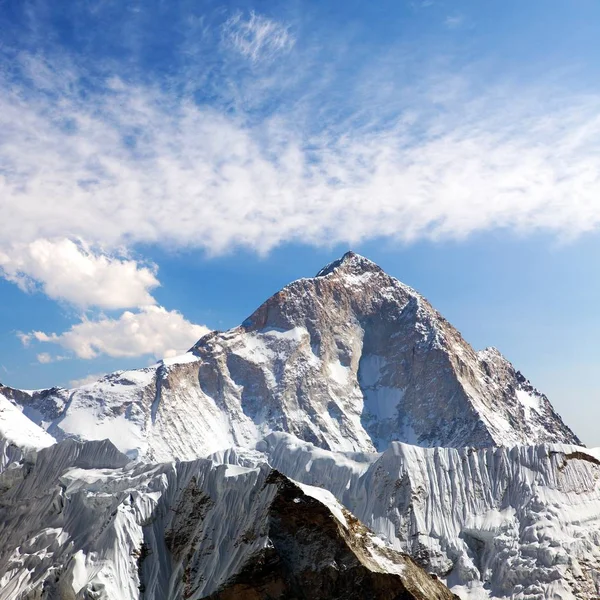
0 436 456 600
215 434 600 599
0 392 55 472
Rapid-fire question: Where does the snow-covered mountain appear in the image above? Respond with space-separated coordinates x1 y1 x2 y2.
0 251 579 462
0 251 593 600
214 433 600 599
0 428 457 599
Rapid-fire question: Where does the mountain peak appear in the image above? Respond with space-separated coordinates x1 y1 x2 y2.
315 251 382 278
6 248 581 462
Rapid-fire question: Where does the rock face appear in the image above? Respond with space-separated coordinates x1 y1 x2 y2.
1 252 579 461
217 433 600 600
0 435 457 600
205 470 458 600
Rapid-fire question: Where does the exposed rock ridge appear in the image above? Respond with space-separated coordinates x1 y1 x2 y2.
217 433 600 600
207 469 458 600
0 436 457 600
315 250 385 278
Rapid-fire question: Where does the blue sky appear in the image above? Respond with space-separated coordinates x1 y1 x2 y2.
1 0 599 444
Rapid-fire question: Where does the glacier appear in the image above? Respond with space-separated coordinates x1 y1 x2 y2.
214 432 600 599
0 433 457 600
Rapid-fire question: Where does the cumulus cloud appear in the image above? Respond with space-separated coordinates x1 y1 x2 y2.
29 306 210 360
0 239 159 309
221 11 295 62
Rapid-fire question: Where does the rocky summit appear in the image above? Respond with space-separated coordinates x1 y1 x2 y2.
0 251 579 462
0 252 594 600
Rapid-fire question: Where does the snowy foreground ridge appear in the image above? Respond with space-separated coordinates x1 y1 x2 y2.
0 251 598 599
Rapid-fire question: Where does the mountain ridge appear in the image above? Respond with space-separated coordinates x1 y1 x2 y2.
0 432 458 600
0 251 580 461
0 251 594 600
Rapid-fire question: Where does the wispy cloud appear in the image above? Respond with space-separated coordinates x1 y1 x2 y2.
221 11 295 62
3 7 600 362
2 56 599 257
444 14 465 29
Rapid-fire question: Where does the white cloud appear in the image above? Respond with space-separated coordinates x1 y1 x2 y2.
1 57 599 262
0 239 159 309
36 352 53 364
17 332 33 347
69 373 106 387
35 352 67 364
3 15 600 367
445 15 465 29
222 11 295 62
28 306 210 360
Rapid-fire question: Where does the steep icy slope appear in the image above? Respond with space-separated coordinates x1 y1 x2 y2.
0 393 55 471
1 252 579 460
0 435 457 600
215 433 600 600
